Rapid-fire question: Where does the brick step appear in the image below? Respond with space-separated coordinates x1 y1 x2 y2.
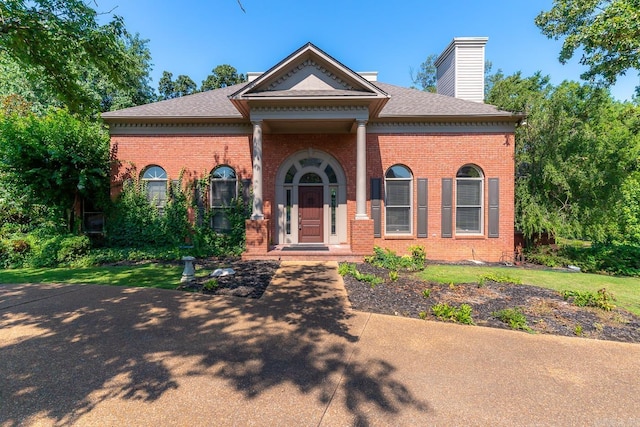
242 245 365 262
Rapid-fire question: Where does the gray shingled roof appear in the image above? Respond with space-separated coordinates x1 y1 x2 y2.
102 81 514 121
373 82 512 118
102 83 246 119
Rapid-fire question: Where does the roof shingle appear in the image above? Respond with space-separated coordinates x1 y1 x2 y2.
102 81 515 121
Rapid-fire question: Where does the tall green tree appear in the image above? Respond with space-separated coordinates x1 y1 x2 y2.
86 33 156 112
0 108 110 231
158 71 198 100
487 73 640 243
0 54 59 114
0 0 144 115
201 64 246 91
536 0 640 91
411 54 438 92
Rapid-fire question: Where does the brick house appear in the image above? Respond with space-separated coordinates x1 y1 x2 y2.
102 40 522 262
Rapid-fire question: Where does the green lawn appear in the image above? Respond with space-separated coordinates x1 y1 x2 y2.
2 262 639 316
419 265 640 316
0 264 187 290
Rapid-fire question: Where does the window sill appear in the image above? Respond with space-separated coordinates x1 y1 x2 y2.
455 234 486 240
384 234 414 240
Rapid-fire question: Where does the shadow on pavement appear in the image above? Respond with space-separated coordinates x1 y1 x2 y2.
0 263 429 425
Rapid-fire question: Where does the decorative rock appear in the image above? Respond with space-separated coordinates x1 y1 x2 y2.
210 268 235 278
181 256 196 283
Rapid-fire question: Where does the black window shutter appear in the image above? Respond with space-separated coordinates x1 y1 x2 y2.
417 178 428 237
241 179 252 204
371 178 382 238
488 178 499 238
441 178 452 238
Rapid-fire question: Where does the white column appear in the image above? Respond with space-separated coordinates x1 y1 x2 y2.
251 120 264 220
355 119 369 219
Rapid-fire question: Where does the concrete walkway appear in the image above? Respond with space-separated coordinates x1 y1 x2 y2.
1 261 639 426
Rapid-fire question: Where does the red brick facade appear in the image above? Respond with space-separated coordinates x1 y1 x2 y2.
110 130 514 262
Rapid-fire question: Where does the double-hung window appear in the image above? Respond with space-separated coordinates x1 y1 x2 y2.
210 165 237 232
456 165 484 234
385 165 412 234
142 166 168 212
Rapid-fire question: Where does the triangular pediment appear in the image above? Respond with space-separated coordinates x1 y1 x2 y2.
231 43 388 99
268 61 353 92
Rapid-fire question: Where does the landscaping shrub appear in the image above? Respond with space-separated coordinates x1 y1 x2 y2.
191 196 250 257
0 233 92 268
364 246 426 272
561 243 640 276
525 242 640 277
105 180 173 248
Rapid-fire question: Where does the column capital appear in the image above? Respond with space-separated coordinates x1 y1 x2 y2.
356 119 368 126
251 119 263 126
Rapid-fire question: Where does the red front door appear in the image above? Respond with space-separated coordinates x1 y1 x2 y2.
298 186 323 243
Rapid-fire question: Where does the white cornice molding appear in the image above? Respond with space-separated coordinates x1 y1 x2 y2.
106 118 515 136
368 121 515 134
250 105 369 121
252 105 368 112
108 122 252 136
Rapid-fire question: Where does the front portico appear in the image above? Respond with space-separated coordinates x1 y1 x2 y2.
231 43 388 255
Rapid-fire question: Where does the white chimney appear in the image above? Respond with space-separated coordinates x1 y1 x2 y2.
435 37 487 103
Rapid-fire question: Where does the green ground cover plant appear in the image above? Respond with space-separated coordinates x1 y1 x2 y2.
478 273 522 286
492 307 533 332
561 288 616 311
338 262 383 287
431 302 474 325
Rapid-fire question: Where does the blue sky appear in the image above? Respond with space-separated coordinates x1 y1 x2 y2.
99 0 638 101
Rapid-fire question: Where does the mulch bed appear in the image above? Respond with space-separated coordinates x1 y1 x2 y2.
173 258 640 344
343 263 640 344
178 258 280 299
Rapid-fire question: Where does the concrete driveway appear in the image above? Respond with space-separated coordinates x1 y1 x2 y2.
1 261 639 426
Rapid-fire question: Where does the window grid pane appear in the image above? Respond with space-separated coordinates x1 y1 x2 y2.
457 180 481 206
385 165 412 234
386 207 411 233
386 180 410 206
146 181 167 207
456 207 481 233
211 181 235 207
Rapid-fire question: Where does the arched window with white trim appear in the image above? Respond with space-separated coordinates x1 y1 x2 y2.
456 164 484 234
210 165 237 232
385 164 413 234
141 166 168 211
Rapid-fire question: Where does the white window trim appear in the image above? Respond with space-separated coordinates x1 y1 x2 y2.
210 165 238 232
384 165 413 236
141 165 168 210
455 166 484 235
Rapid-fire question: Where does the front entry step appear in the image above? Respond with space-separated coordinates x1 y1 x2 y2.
242 245 365 262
